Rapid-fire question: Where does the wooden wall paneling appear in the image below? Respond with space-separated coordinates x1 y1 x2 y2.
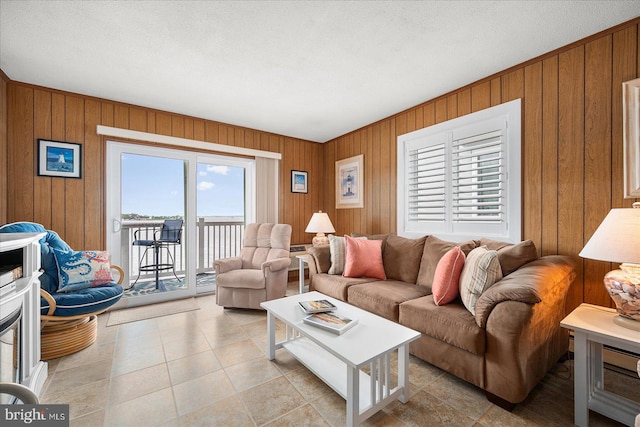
171 116 184 138
583 36 613 307
471 81 491 113
352 132 362 234
292 137 302 243
218 124 228 146
406 109 416 133
50 94 66 235
558 46 585 312
155 112 171 136
501 68 524 102
0 76 7 224
323 139 336 221
541 56 560 256
33 90 52 228
346 134 355 234
193 119 205 141
8 85 34 222
234 128 243 148
183 117 194 140
100 102 114 127
380 120 392 233
523 62 543 253
84 99 102 249
113 104 129 129
435 98 447 124
458 88 471 116
64 96 85 248
612 25 638 208
129 108 147 132
415 106 424 130
447 94 458 120
372 123 382 233
389 118 397 232
147 111 156 133
204 121 218 143
423 102 435 127
490 77 502 106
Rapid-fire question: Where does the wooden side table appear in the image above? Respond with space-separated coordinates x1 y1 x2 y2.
561 303 640 427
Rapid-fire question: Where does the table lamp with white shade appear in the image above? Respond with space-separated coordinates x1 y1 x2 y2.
305 211 335 247
579 205 640 331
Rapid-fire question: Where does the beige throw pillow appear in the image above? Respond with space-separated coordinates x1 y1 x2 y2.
459 246 503 315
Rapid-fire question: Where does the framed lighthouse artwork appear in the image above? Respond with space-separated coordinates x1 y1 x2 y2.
336 154 363 209
38 139 82 179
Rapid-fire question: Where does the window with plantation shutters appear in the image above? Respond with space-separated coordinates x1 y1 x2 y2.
397 99 521 243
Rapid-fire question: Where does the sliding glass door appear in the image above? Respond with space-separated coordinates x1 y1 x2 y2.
106 142 254 307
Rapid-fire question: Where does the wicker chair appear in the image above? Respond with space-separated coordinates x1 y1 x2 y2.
0 222 124 360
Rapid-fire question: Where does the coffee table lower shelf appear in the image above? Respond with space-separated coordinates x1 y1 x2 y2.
280 335 409 426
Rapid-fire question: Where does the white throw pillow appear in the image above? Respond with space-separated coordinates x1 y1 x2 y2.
459 246 503 315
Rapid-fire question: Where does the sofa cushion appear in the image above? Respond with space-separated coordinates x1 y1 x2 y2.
347 281 429 322
479 238 539 276
382 235 426 284
53 249 115 292
399 295 485 355
351 232 393 251
459 246 503 315
343 235 386 280
416 236 479 291
432 246 466 305
311 274 377 301
41 284 124 316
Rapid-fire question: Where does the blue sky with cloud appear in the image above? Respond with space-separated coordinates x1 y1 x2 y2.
121 154 245 218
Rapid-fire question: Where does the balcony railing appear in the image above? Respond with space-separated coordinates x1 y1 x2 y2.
120 218 244 285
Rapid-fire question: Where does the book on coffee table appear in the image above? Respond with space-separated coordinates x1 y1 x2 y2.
303 311 358 335
298 299 337 314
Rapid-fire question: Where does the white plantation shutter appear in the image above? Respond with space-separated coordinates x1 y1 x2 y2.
407 140 447 222
452 130 504 223
397 99 520 242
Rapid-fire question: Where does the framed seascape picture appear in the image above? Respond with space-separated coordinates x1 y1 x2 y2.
336 154 363 209
37 139 82 179
291 170 308 193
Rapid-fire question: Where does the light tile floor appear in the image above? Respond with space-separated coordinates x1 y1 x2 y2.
40 285 639 427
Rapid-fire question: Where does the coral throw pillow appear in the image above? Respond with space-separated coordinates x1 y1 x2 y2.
343 235 386 280
432 246 466 305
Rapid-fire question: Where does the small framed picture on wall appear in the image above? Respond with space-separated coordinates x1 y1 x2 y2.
291 170 308 193
37 139 82 179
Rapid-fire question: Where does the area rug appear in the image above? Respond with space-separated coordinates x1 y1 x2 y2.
107 297 200 326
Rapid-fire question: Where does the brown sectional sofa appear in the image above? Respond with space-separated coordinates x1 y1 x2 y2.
303 234 575 409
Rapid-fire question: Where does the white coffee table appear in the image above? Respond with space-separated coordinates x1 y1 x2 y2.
261 291 420 427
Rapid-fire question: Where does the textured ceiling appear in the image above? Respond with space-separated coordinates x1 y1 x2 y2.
1 1 639 142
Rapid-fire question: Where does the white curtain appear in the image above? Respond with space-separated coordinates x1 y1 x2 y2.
255 157 279 223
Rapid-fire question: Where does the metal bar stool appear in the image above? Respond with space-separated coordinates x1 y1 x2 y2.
131 219 183 289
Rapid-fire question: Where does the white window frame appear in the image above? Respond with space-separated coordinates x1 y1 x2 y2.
397 99 521 243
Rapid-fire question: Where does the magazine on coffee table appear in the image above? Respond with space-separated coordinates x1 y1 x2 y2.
303 311 358 335
298 299 337 314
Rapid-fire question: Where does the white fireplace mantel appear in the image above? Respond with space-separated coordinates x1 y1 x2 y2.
0 232 48 396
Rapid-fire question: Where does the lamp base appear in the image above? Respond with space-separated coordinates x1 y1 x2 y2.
312 233 329 247
613 315 640 331
604 264 640 325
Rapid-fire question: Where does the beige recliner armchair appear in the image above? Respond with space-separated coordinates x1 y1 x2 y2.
214 223 292 309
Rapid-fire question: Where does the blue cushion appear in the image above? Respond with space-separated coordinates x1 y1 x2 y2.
41 284 124 316
0 222 71 293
